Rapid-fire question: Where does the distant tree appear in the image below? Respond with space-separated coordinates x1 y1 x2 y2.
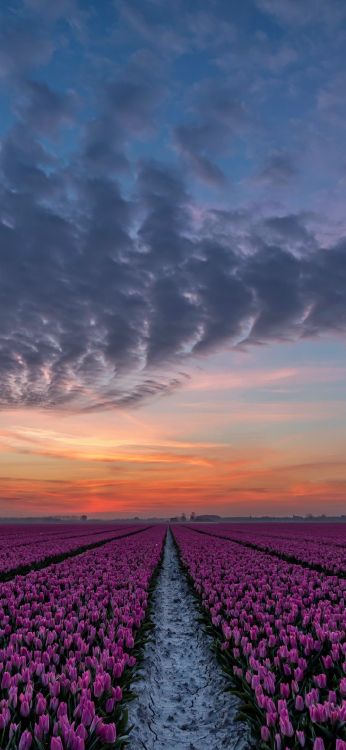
80 514 88 521
181 512 186 522
190 512 196 521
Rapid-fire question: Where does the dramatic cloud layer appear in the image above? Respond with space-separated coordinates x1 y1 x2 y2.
1 0 346 411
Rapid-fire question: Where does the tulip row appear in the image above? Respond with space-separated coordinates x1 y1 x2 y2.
0 524 143 578
231 523 346 549
0 525 166 749
191 523 346 575
172 525 346 750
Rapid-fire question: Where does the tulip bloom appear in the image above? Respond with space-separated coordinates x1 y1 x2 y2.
261 725 270 741
19 730 33 750
98 723 116 743
296 730 305 747
313 739 325 750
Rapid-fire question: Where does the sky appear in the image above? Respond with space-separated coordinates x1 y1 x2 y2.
0 0 346 518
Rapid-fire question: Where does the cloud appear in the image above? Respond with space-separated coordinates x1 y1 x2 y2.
14 79 77 137
175 124 227 188
174 83 248 187
0 17 55 81
254 214 317 257
254 152 299 186
1 1 346 413
80 69 163 180
1 137 346 412
23 0 84 25
255 0 346 27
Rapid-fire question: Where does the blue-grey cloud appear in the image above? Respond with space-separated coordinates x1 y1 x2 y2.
1 0 346 411
1 138 346 410
254 152 299 186
255 0 346 27
174 82 248 187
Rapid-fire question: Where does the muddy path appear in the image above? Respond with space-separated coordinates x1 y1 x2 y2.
128 529 250 750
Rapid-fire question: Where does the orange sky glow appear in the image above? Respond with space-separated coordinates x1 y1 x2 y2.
1 342 346 518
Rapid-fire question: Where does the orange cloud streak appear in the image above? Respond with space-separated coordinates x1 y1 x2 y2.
1 354 346 518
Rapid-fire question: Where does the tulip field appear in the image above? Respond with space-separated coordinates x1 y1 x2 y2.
0 523 149 579
172 524 346 750
0 522 345 750
0 525 165 750
188 522 346 575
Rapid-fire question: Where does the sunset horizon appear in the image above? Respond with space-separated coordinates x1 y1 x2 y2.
1 0 346 519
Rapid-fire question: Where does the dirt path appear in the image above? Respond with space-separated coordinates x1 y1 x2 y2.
128 529 250 750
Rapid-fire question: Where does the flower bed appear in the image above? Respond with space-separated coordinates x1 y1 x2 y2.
0 524 146 578
173 525 346 750
190 523 346 576
0 525 166 749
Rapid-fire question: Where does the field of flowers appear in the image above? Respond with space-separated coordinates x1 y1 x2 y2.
0 520 345 750
173 524 346 750
0 524 149 579
190 523 346 576
0 525 166 750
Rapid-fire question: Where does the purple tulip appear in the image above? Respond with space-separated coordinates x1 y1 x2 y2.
260 725 270 741
75 724 87 740
279 715 294 737
314 673 327 688
18 730 33 750
8 685 18 708
114 685 122 701
72 737 85 750
105 697 115 713
93 677 104 698
51 737 64 750
9 723 18 740
313 739 325 750
20 699 30 717
97 722 116 743
50 681 61 697
41 713 50 734
1 671 11 689
36 693 47 715
57 701 67 719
